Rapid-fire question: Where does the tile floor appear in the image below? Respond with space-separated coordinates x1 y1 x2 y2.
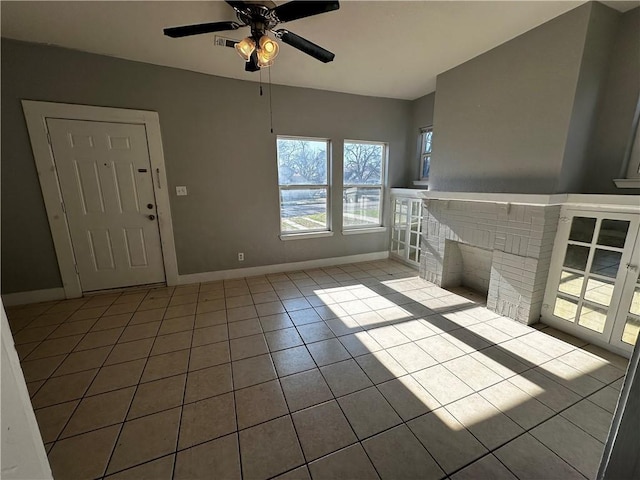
6 259 629 480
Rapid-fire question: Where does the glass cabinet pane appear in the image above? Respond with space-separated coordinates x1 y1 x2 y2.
578 304 608 333
563 245 590 271
630 286 640 316
554 297 578 321
622 316 639 346
569 217 596 243
590 249 622 278
558 271 584 297
584 278 615 306
597 220 629 248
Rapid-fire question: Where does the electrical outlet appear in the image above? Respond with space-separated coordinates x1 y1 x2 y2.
238 252 244 261
176 186 188 196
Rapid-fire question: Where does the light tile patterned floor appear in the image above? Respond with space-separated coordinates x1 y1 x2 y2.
6 259 628 480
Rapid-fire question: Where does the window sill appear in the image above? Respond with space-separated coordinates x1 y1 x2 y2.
342 226 388 236
279 231 334 241
412 180 429 188
613 179 640 189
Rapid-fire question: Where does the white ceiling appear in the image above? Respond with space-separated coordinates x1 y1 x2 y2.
1 1 637 100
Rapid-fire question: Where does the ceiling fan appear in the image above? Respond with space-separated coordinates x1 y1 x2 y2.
164 1 340 72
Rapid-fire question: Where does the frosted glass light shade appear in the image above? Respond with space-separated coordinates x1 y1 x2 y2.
235 37 256 61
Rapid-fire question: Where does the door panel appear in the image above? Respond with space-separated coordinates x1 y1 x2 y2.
543 207 640 355
47 119 165 291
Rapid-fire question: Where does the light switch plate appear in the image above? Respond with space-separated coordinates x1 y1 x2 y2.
176 186 188 196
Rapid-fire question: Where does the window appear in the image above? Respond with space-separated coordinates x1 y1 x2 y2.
420 127 433 180
277 136 330 234
343 141 386 229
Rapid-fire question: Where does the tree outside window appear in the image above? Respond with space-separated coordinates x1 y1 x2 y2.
343 141 386 229
277 137 330 233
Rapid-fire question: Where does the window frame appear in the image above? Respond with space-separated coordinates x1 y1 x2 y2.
276 135 332 237
419 126 433 181
342 139 387 230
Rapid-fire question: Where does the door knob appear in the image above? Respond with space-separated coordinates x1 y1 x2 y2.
148 214 156 220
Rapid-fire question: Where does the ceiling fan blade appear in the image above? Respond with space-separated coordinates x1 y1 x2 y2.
245 51 260 72
164 21 241 38
276 29 335 63
225 1 248 11
272 1 339 23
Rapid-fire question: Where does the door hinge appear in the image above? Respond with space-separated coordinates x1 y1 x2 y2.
74 264 79 275
61 201 66 214
46 131 52 145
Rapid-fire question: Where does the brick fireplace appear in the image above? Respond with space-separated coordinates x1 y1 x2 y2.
419 193 562 325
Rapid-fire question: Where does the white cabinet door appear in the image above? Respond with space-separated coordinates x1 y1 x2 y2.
47 119 165 291
542 207 640 355
390 197 422 266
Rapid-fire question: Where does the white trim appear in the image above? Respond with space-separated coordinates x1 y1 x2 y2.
420 191 567 205
177 251 389 284
21 100 179 299
614 179 640 189
419 191 640 208
280 231 334 241
390 188 424 199
564 194 640 207
342 227 388 236
1 288 66 307
412 180 429 188
1 304 53 479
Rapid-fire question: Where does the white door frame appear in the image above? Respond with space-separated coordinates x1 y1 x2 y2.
22 100 179 298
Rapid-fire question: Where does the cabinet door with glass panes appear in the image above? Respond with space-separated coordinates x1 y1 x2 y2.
390 197 422 266
542 208 640 356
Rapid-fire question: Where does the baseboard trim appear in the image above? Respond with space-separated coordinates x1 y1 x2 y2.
2 288 66 307
177 251 390 285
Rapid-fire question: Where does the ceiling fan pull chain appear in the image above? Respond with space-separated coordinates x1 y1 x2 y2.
259 69 263 96
269 67 274 134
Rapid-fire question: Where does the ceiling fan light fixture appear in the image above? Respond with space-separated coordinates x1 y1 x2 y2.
256 35 279 67
235 36 256 61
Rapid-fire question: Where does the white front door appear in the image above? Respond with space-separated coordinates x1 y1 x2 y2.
47 119 165 291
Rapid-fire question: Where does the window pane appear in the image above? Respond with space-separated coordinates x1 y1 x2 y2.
590 249 622 278
597 220 629 248
422 155 431 178
343 188 381 227
578 304 607 333
277 138 327 185
280 189 327 232
563 245 589 271
569 217 596 243
554 297 578 321
558 270 584 297
343 142 383 185
422 131 433 154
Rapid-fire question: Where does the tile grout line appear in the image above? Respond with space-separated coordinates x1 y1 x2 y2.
169 288 199 480
98 308 171 478
11 261 627 480
46 299 151 463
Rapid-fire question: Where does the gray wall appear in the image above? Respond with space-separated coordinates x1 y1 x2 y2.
1 39 411 293
581 7 640 193
409 92 435 181
428 2 639 194
559 2 621 193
